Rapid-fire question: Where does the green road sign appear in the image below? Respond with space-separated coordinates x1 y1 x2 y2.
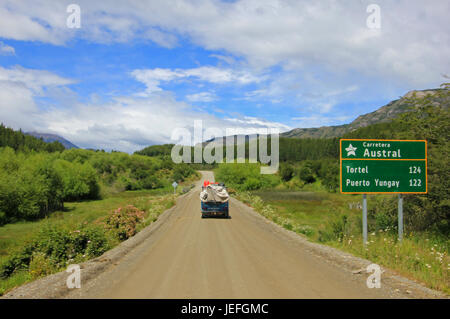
340 139 427 194
340 140 426 160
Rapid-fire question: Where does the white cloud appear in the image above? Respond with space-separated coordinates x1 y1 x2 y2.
184 67 262 84
291 115 353 128
131 66 263 95
145 28 178 48
130 0 447 87
0 65 287 152
298 85 360 114
210 54 236 65
1 1 448 146
0 41 15 55
0 4 67 45
0 1 447 87
225 116 291 132
0 65 74 131
34 95 291 152
186 92 217 102
131 68 180 93
0 65 74 94
0 80 38 131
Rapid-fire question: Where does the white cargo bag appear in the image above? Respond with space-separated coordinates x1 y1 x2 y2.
200 184 229 203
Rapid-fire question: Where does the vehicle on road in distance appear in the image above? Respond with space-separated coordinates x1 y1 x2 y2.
200 181 230 218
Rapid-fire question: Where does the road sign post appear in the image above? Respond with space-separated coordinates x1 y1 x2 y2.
398 194 403 242
340 139 427 244
363 194 367 246
172 181 178 195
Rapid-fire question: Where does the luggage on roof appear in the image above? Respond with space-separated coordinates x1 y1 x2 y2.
200 183 229 203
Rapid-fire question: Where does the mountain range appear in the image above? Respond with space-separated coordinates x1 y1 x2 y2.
26 132 79 149
26 88 449 150
201 88 449 146
281 88 449 139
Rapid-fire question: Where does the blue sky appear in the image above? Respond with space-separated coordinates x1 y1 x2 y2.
0 0 448 152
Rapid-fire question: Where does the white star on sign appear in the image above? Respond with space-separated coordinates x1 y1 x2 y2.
345 144 357 156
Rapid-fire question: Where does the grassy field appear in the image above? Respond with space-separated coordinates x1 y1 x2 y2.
0 188 170 261
239 188 449 294
0 176 198 295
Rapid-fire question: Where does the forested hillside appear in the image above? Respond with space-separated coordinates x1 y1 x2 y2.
0 124 65 153
0 140 195 226
134 144 174 157
282 87 450 139
26 132 79 149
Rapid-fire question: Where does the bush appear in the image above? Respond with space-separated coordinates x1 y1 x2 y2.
78 226 110 258
280 163 294 181
298 165 315 184
103 205 145 241
172 164 194 182
0 149 64 223
0 144 184 226
215 163 280 191
0 243 35 279
0 223 110 279
318 214 348 242
34 224 109 267
140 175 163 190
368 197 397 232
243 177 263 191
0 211 6 226
320 160 339 192
374 212 396 232
53 160 100 201
29 252 56 279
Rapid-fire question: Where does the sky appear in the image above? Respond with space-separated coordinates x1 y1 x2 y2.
0 0 448 152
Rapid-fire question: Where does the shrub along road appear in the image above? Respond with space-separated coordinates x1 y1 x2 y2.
4 171 445 298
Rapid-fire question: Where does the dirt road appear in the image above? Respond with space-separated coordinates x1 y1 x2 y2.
57 170 417 299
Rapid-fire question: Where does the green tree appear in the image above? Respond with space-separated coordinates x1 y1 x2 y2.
298 164 315 184
280 163 294 181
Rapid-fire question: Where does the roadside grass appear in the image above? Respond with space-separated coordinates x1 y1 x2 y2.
0 188 170 259
0 176 198 296
332 231 449 294
0 270 31 295
237 189 449 294
249 188 356 238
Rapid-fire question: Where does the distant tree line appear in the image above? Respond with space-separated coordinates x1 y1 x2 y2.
0 124 65 153
135 144 174 157
135 137 338 164
0 145 195 226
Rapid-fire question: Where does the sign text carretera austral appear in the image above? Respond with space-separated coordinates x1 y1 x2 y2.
340 139 427 194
